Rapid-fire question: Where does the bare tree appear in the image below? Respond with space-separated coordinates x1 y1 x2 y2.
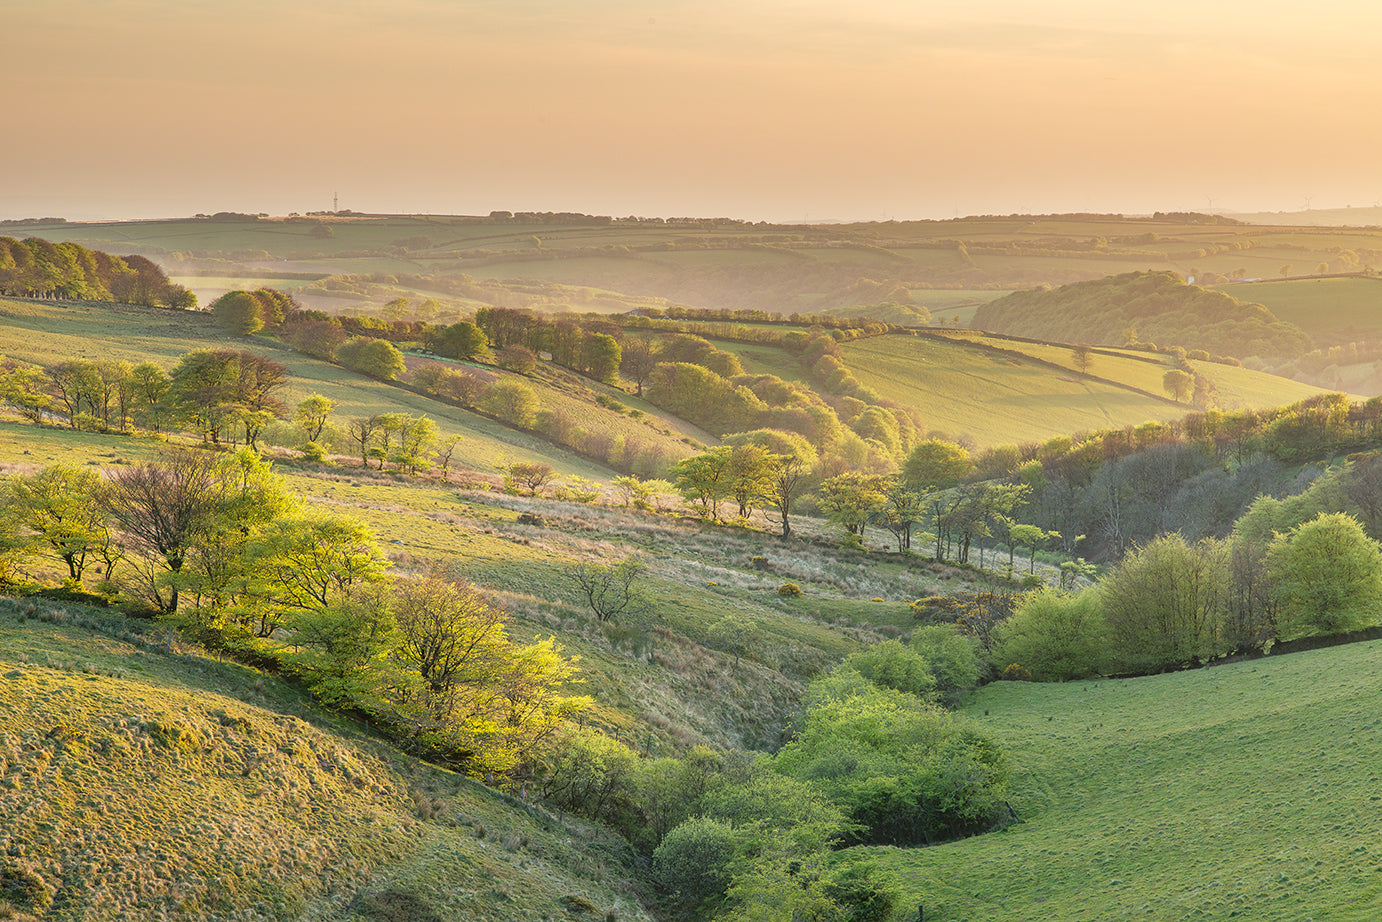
568 557 650 622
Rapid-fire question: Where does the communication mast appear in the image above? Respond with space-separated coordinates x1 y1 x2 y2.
333 192 339 214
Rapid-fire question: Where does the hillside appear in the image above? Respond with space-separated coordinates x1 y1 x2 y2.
863 638 1382 921
1210 276 1382 345
10 212 1382 319
831 332 1329 448
972 271 1314 361
0 597 650 922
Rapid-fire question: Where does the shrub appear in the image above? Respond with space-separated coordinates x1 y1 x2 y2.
910 624 981 703
301 441 328 463
652 816 741 904
992 589 1106 681
1266 512 1382 638
843 641 938 699
777 583 802 597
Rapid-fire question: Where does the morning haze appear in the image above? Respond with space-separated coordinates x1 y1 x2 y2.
4 0 1380 221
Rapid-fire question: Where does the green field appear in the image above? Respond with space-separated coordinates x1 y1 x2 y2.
864 639 1382 921
1212 277 1382 341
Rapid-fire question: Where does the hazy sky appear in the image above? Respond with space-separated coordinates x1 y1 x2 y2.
5 0 1380 222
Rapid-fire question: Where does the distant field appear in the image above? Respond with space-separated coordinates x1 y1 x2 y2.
15 212 1382 317
840 335 1186 446
865 639 1382 921
1212 277 1382 340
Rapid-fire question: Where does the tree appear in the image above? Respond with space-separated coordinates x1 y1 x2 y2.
1266 512 1382 638
294 394 334 442
337 336 406 380
652 816 741 906
482 378 540 428
727 444 779 519
876 479 926 552
98 450 232 613
1163 368 1193 403
818 472 888 543
430 321 489 360
347 415 381 467
902 439 971 492
504 461 555 496
1071 344 1093 374
672 446 733 520
0 356 51 422
568 557 650 622
619 335 659 396
993 589 1106 681
392 574 510 718
1099 534 1229 672
4 466 118 584
581 333 621 383
1008 523 1056 575
211 290 265 335
47 359 101 429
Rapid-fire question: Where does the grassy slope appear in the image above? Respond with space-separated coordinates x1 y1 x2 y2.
863 640 1382 921
0 298 696 479
0 597 650 922
1211 277 1382 340
838 335 1185 446
836 333 1336 447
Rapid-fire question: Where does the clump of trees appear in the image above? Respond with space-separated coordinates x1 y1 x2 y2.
0 237 194 308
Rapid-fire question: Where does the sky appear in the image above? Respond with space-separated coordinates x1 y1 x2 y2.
4 0 1381 223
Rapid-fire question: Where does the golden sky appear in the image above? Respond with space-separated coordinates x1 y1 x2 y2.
4 0 1380 221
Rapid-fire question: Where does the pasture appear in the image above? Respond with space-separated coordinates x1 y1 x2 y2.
865 639 1382 921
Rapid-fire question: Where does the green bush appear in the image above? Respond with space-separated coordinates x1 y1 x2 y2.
844 640 938 700
992 589 1107 681
910 624 981 703
652 816 741 904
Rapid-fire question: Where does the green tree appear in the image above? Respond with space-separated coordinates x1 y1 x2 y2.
581 333 621 383
1099 533 1229 672
992 589 1106 681
504 461 555 496
4 466 118 584
294 393 334 442
430 321 489 360
1163 368 1193 402
673 446 734 520
337 336 406 380
0 356 51 422
652 816 742 906
902 438 971 492
1266 512 1382 638
482 378 540 428
567 557 650 623
818 472 888 543
211 290 265 335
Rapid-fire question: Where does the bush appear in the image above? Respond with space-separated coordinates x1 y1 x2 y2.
992 589 1106 681
300 441 328 463
1266 512 1382 638
910 624 981 703
777 583 802 597
652 816 741 904
844 640 938 699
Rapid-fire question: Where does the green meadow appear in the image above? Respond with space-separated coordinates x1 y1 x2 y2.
1213 277 1382 340
866 639 1382 921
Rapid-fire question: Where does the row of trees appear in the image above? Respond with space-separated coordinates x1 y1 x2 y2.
0 451 586 775
1 349 291 448
0 237 194 308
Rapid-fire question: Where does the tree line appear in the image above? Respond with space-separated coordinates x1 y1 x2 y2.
0 237 194 308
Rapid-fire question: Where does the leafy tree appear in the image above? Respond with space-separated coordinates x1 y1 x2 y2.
876 478 926 552
727 444 779 519
347 415 381 467
652 816 742 905
619 334 659 396
504 461 555 496
47 359 101 429
337 336 406 380
567 557 650 622
0 356 51 422
1098 533 1229 672
1163 368 1193 402
294 394 334 442
673 446 733 520
580 333 621 383
1071 343 1094 373
992 589 1106 681
429 321 489 360
910 624 982 702
902 438 971 492
211 290 265 335
4 466 118 584
773 672 1009 846
843 640 938 699
818 472 888 543
482 378 540 428
1266 512 1382 638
